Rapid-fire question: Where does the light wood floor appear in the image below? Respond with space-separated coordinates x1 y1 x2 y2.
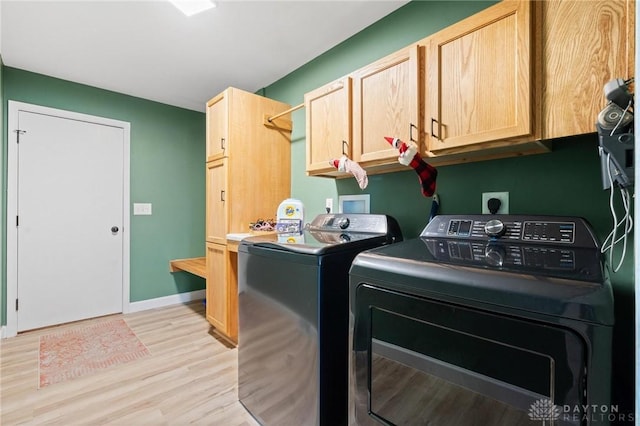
0 302 260 426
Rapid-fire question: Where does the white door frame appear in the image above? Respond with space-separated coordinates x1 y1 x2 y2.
6 101 131 338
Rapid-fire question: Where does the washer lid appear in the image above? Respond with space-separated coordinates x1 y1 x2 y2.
242 230 390 255
241 213 403 255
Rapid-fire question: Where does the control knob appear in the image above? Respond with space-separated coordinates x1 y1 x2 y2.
339 233 351 243
338 217 350 229
484 219 506 238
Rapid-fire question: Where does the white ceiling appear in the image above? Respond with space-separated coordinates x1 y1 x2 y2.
0 0 409 112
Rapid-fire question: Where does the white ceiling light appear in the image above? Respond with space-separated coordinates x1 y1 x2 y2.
169 0 216 17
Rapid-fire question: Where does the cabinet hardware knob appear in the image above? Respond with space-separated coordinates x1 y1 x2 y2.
111 226 119 233
221 138 225 150
342 140 348 155
220 190 225 202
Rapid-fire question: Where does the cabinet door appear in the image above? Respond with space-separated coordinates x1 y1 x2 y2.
206 158 227 244
305 77 352 175
542 0 634 139
353 45 421 165
206 91 228 161
427 0 535 152
206 242 228 334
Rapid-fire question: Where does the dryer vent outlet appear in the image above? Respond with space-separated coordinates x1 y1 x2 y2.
482 192 509 214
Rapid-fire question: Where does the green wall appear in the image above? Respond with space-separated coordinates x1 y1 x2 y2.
1 67 206 323
263 0 634 414
1 56 4 326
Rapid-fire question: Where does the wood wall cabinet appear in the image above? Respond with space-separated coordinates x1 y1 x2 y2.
303 0 635 174
541 0 635 139
352 45 422 171
205 87 291 344
305 77 352 176
305 45 422 177
425 0 541 156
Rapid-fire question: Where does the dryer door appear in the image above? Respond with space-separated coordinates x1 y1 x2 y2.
351 284 587 426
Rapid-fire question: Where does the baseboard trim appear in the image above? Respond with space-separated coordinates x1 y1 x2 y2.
0 291 205 339
129 290 206 313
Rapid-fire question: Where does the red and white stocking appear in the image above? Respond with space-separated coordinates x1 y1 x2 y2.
329 155 368 190
384 136 437 197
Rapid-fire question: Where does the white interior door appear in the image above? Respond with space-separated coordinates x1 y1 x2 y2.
8 103 129 333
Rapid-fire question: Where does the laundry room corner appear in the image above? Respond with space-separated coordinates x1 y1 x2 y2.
1 67 207 330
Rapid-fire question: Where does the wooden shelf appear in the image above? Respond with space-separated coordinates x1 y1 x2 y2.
169 257 206 279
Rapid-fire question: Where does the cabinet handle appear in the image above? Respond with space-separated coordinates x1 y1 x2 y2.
221 138 225 150
430 118 440 141
409 123 418 143
220 190 225 202
342 140 348 156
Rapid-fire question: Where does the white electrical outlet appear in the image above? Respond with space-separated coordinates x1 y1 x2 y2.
325 198 334 213
481 192 509 214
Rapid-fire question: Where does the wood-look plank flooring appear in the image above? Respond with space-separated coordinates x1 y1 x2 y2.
0 302 259 426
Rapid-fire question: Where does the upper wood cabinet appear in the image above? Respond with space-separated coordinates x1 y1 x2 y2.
303 0 634 172
206 87 292 238
206 92 228 161
352 45 422 166
541 0 635 139
426 0 538 155
305 77 352 176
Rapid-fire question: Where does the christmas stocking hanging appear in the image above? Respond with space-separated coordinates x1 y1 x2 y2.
329 155 368 190
384 136 437 197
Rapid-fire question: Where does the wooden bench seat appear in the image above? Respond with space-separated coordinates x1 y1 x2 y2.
169 257 206 279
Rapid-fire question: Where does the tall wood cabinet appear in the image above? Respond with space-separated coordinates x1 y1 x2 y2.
205 87 291 344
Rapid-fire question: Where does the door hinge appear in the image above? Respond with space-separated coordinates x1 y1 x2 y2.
14 129 26 143
15 299 18 311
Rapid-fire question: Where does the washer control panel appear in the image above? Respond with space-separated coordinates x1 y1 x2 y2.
309 213 390 233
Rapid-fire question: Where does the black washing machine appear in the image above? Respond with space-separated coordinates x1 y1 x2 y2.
238 213 402 426
349 214 614 426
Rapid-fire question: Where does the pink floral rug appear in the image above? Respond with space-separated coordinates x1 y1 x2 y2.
38 318 150 388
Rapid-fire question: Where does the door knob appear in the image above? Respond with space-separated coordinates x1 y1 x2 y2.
111 226 119 233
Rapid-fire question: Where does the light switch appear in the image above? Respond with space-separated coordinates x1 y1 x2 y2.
133 203 152 215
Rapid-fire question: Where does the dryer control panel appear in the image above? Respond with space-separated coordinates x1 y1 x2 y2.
422 215 599 249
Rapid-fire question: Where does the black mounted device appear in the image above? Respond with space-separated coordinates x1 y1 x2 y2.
596 77 634 189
